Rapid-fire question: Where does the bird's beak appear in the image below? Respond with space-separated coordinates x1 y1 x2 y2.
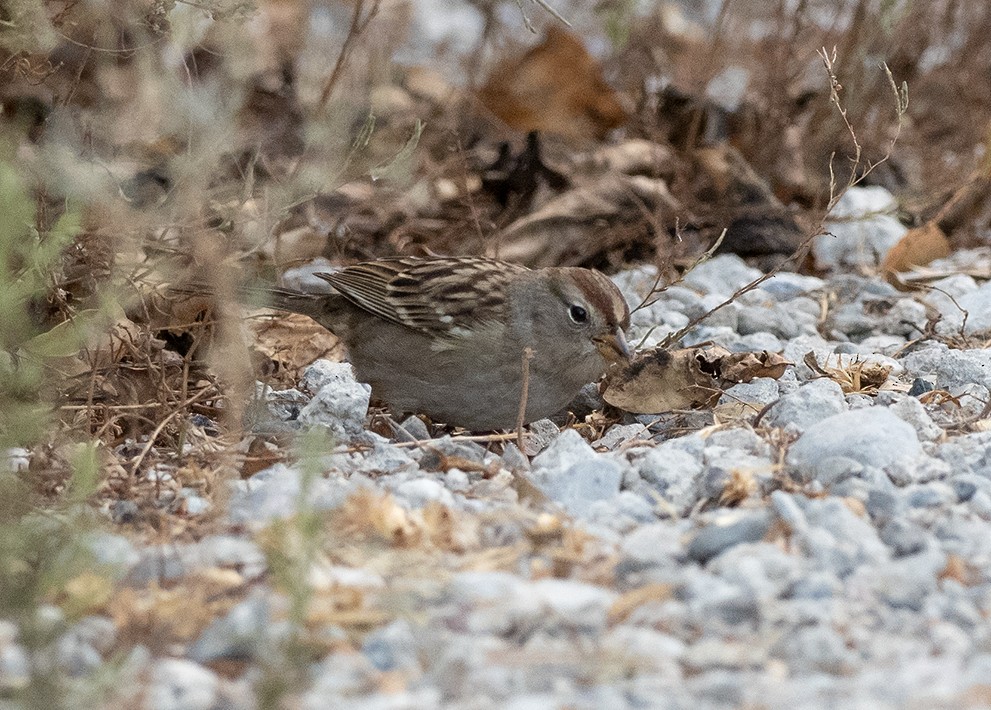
594 328 632 364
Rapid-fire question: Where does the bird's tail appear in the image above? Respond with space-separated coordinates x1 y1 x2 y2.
168 281 330 321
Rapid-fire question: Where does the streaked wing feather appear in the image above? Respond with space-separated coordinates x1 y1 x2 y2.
318 257 527 335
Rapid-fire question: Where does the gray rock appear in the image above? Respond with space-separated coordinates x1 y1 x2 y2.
636 445 703 515
737 302 803 339
921 273 978 322
793 497 888 576
949 474 983 502
501 443 530 472
394 477 456 508
326 437 417 476
395 415 430 442
304 651 378 700
85 532 140 575
816 186 907 269
189 593 272 664
298 363 371 441
788 408 922 483
686 509 774 563
528 578 618 631
682 254 763 297
900 342 991 391
886 395 942 441
362 620 420 672
531 428 595 472
904 481 956 508
717 378 780 411
566 383 606 421
788 570 842 599
763 378 847 432
227 463 360 524
970 490 991 519
939 280 991 334
56 627 104 676
0 640 28 692
619 521 686 570
886 455 951 486
733 332 785 352
880 298 929 336
148 659 219 710
771 625 855 674
594 423 647 450
695 294 738 330
588 490 656 530
523 418 561 456
879 518 928 557
681 638 767 673
707 542 802 600
178 488 210 516
299 358 346 393
534 457 625 517
759 272 826 300
260 385 308 422
863 547 947 610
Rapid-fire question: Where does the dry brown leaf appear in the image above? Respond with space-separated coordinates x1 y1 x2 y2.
493 173 679 266
718 351 791 383
251 310 345 377
718 469 758 506
602 348 722 414
478 26 627 141
605 346 791 414
338 490 421 547
939 554 979 586
882 221 951 288
607 583 674 625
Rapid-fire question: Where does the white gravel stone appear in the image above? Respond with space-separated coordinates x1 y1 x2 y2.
764 378 847 432
148 659 219 710
815 186 907 269
788 407 922 483
298 363 371 441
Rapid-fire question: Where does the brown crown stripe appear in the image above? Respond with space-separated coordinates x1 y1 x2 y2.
570 269 630 329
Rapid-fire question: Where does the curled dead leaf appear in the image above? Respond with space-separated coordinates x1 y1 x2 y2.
718 351 791 383
604 346 791 414
882 221 951 289
478 26 627 141
603 347 721 413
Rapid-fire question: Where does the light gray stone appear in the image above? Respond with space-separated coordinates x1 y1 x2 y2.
682 254 763 297
298 363 371 440
788 408 922 483
759 272 826 301
394 477 456 508
534 457 625 517
636 445 703 514
189 593 272 664
718 378 780 410
764 378 846 432
531 428 594 472
816 186 907 269
901 342 991 391
362 620 420 673
686 509 774 563
148 659 219 710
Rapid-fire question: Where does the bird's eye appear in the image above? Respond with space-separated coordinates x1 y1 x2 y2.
568 304 589 324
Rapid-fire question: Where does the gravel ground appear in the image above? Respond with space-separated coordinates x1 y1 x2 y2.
9 187 991 709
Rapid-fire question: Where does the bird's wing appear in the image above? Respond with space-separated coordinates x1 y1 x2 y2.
316 257 528 335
